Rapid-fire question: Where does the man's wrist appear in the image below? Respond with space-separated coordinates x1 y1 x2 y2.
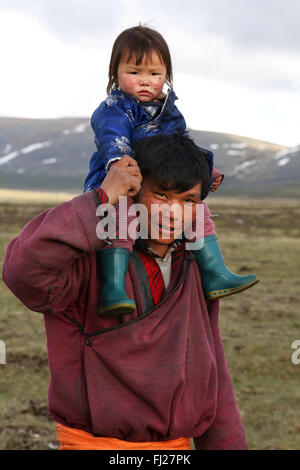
92 187 110 206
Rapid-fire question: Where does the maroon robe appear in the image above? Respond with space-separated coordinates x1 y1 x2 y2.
2 189 247 449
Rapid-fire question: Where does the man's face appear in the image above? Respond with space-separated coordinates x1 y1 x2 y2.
135 176 202 257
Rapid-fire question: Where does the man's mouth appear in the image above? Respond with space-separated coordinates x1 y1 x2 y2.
159 224 174 232
158 223 183 235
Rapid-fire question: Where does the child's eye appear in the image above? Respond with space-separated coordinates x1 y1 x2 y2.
156 192 167 198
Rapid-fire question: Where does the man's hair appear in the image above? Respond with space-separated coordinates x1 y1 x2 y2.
133 133 211 200
107 25 173 94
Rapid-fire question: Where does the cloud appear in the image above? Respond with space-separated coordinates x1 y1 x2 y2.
176 71 300 147
0 0 122 43
206 0 300 54
1 0 299 53
0 0 298 145
150 0 300 54
1 0 299 93
170 32 300 92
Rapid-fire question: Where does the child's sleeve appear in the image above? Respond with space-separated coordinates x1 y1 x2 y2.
91 102 134 170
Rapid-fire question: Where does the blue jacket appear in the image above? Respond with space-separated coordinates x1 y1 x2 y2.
84 88 213 198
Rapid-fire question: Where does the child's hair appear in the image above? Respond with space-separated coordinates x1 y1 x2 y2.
133 133 211 200
107 25 173 94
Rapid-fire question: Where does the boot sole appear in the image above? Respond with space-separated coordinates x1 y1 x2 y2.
98 302 136 317
206 276 260 300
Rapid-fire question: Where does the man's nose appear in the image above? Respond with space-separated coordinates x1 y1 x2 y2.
161 203 182 220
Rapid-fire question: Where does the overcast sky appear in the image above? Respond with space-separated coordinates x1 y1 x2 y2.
0 0 299 146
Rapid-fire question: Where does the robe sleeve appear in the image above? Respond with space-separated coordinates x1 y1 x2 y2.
92 102 134 159
2 190 108 315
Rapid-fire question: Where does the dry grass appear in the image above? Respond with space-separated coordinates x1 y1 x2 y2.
0 188 78 205
0 191 300 449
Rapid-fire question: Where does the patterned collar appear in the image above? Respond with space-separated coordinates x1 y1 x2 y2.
134 238 184 261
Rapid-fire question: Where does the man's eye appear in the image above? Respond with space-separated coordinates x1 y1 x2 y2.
156 192 167 198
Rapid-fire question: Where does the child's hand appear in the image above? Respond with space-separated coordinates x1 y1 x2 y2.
210 168 224 192
100 156 142 205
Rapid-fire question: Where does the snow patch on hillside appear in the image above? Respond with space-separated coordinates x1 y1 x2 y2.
2 144 12 154
277 157 290 167
222 142 248 149
42 158 57 165
62 121 89 135
226 150 246 157
21 142 52 154
275 145 300 159
228 159 257 177
0 141 52 165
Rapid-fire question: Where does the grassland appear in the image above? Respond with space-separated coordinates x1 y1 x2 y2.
0 191 300 450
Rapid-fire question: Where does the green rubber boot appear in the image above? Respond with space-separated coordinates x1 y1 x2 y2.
194 235 259 300
97 247 136 317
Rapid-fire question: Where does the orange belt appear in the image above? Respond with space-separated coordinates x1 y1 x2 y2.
56 423 191 450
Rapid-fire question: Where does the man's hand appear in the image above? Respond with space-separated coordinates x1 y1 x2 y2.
100 155 143 205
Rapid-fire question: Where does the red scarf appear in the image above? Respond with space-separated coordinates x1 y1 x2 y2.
138 245 184 305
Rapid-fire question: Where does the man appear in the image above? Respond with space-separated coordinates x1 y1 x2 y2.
2 134 247 450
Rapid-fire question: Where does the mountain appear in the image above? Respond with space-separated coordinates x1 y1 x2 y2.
0 117 298 197
0 117 93 191
190 129 300 198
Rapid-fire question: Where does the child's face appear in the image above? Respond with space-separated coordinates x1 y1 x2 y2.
117 50 167 102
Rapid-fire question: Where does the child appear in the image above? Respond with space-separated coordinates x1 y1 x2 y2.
84 25 259 316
